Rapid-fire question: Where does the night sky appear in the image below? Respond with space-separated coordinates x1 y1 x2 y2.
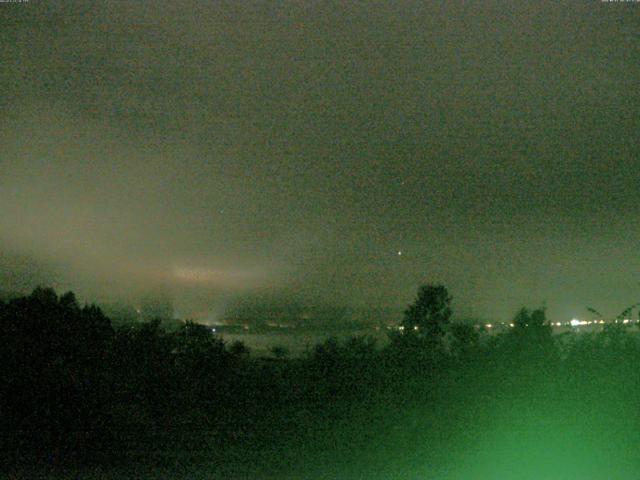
1 1 639 323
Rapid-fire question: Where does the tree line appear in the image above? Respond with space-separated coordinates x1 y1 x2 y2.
1 284 640 472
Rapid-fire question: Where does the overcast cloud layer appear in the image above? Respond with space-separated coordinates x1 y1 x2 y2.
1 1 639 322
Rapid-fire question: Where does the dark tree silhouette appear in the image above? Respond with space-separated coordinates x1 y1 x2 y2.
271 345 290 359
0 287 115 462
512 306 551 340
343 335 377 360
6 282 640 475
229 340 250 358
501 306 558 371
450 323 480 359
401 284 452 342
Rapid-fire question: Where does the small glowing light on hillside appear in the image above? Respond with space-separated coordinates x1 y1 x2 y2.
486 324 492 328
398 325 405 331
398 250 403 256
623 319 630 324
413 325 419 331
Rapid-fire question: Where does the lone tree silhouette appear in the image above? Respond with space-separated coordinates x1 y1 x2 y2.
401 284 452 343
512 306 551 340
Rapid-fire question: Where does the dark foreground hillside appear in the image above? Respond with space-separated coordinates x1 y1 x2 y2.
2 288 640 479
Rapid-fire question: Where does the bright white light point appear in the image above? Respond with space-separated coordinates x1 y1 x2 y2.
397 251 402 256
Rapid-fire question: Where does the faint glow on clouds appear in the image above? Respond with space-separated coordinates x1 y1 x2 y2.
173 266 267 287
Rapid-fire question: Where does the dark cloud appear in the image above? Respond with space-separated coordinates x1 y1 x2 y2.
1 1 639 322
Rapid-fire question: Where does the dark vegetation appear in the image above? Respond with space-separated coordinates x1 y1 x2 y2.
2 285 640 479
